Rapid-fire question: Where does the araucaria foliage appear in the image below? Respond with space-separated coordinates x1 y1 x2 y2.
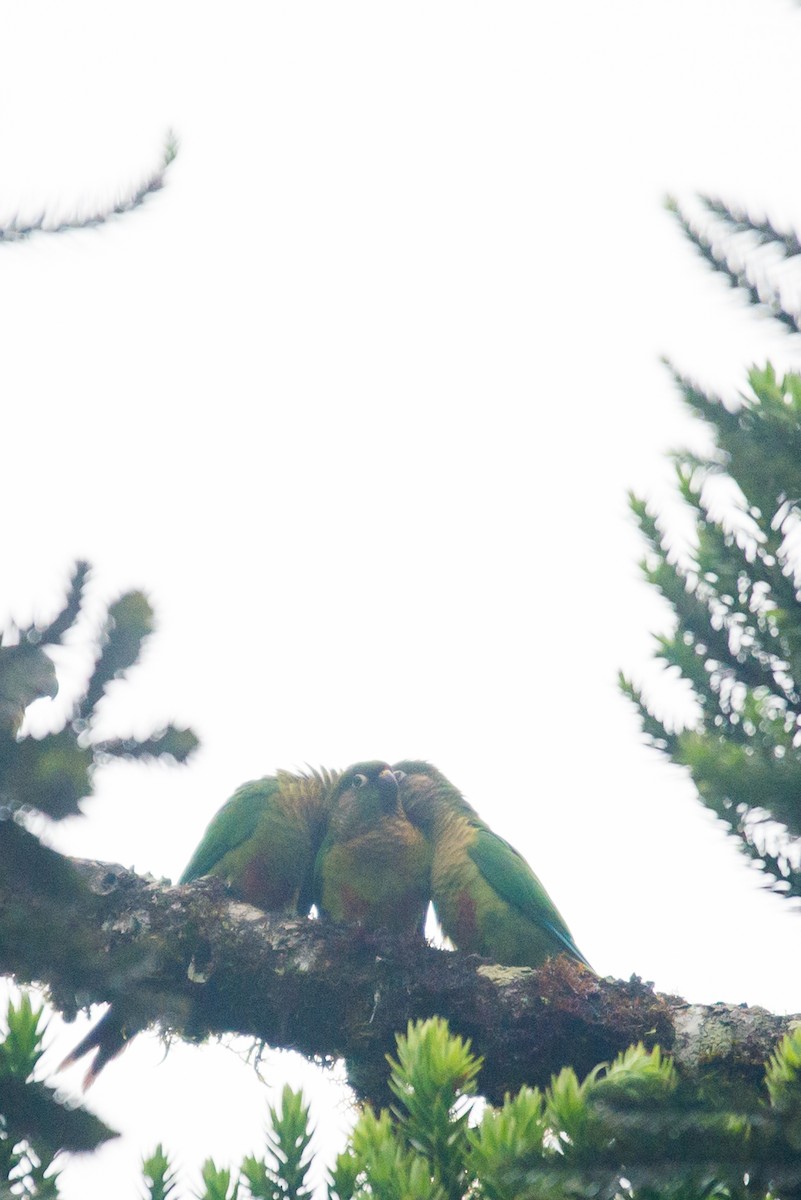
133 1015 801 1200
622 363 801 899
0 993 116 1196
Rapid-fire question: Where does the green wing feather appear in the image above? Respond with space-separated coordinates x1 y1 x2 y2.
179 777 281 883
468 826 591 967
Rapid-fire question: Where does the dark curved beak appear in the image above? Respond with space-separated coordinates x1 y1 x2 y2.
378 766 399 809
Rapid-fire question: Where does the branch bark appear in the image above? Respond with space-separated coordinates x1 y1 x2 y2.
1 834 796 1106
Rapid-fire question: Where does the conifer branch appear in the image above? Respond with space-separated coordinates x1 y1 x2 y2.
666 196 801 335
0 132 177 244
625 364 801 899
700 194 801 259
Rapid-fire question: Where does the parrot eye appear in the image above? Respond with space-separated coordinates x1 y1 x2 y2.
393 770 406 782
353 773 368 789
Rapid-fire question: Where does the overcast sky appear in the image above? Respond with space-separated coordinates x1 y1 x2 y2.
2 2 801 1196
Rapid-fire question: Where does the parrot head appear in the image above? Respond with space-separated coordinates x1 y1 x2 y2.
392 760 469 833
326 761 400 838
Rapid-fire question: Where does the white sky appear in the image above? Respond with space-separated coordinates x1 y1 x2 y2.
2 1 801 1195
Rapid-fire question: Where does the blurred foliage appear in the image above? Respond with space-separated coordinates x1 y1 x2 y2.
0 132 178 245
0 992 116 1198
132 1016 801 1200
0 564 200 1134
622 364 801 898
625 166 801 900
0 559 198 821
141 1145 180 1200
240 1086 314 1200
666 194 801 337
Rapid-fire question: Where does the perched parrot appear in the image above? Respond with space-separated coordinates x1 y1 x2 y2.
314 761 431 936
393 761 591 970
179 767 340 913
61 767 341 1084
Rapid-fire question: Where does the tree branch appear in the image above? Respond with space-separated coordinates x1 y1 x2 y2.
0 842 794 1106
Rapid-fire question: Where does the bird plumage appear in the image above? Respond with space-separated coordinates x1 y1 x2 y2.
314 761 431 935
179 767 338 914
61 756 590 1087
394 760 591 970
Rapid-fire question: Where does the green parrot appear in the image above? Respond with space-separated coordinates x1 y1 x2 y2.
393 761 592 970
61 767 341 1084
314 761 432 935
179 767 339 913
